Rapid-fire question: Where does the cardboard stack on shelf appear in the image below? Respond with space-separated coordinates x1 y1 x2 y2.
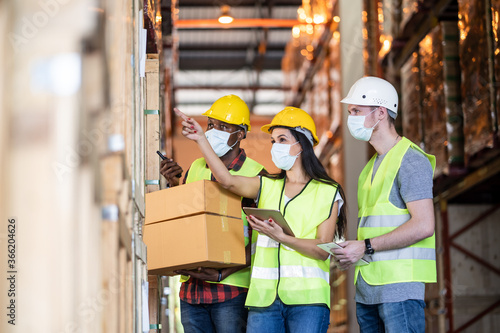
144 180 246 276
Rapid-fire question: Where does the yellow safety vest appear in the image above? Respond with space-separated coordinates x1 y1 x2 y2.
245 176 339 308
182 155 264 288
355 137 437 285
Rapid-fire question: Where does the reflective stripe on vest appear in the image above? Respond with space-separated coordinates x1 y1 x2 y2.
245 176 338 308
355 137 437 286
358 214 412 228
256 234 279 248
181 156 264 288
371 247 436 261
251 265 329 283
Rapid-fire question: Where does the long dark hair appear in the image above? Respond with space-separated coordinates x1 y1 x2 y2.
263 127 347 239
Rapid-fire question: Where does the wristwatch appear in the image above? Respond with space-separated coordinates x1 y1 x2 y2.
364 239 375 255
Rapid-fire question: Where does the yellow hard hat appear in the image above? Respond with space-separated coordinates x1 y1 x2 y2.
261 107 319 146
202 95 251 131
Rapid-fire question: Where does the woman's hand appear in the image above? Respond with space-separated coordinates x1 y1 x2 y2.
174 108 205 142
247 215 287 243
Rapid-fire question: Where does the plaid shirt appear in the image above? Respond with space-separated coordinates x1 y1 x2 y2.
179 149 255 304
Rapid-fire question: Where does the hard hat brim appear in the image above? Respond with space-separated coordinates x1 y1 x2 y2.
340 96 372 106
261 124 319 146
203 111 251 131
261 123 272 134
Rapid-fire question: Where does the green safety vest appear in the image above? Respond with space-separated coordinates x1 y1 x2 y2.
355 137 437 285
181 155 264 288
245 176 339 308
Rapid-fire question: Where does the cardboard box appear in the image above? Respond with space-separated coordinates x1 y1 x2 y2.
144 213 246 276
145 180 242 225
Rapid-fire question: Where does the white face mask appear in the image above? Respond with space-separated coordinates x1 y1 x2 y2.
347 108 381 141
205 129 240 157
271 142 301 170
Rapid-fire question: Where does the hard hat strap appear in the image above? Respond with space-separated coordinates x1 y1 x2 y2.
294 127 314 147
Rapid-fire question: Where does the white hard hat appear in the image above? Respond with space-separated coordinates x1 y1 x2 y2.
341 76 399 117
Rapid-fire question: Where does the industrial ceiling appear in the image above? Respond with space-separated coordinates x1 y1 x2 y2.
166 0 303 115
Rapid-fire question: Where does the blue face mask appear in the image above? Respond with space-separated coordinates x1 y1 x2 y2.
347 108 380 141
271 142 301 170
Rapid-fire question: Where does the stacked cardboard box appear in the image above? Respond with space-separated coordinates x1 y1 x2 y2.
143 180 246 276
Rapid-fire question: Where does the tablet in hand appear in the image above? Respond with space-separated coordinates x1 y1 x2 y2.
242 207 295 237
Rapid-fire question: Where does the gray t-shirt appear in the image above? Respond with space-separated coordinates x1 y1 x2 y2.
355 146 433 304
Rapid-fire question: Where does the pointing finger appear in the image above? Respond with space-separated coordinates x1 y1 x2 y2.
174 107 190 121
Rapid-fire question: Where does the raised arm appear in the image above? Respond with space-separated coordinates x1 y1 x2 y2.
174 108 261 199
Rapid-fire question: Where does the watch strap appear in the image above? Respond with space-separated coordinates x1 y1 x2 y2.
364 238 374 254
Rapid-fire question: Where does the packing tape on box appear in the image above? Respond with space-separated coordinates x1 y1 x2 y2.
224 251 231 263
221 216 229 232
220 194 228 215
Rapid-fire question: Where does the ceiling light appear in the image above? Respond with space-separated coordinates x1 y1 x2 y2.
218 5 234 24
313 14 324 24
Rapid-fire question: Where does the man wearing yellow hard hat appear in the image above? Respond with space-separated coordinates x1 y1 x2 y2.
160 94 265 333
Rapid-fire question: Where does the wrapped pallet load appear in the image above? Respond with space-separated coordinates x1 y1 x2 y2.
458 0 496 164
419 25 448 177
400 0 420 33
491 0 500 139
441 20 465 168
401 51 424 146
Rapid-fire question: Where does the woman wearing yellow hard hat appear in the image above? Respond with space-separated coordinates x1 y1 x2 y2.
175 106 346 333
